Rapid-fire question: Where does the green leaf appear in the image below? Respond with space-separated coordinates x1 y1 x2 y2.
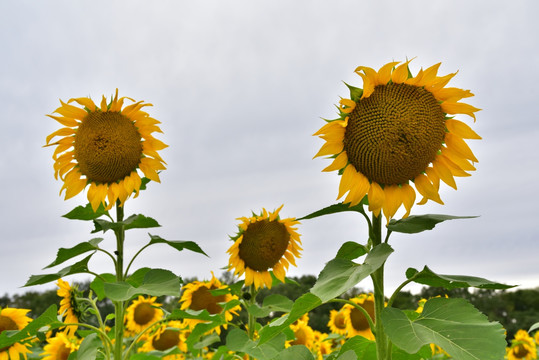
529 322 539 333
123 214 160 230
103 268 182 301
297 201 367 221
382 297 506 360
90 273 116 300
258 293 322 345
311 243 394 302
335 241 368 260
148 234 208 257
0 305 60 349
387 214 477 234
226 328 286 360
76 332 102 360
24 254 94 286
278 345 315 360
92 214 161 233
406 266 515 290
248 294 294 318
344 82 364 102
63 203 108 220
45 238 104 269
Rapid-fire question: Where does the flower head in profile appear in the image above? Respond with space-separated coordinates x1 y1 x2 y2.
507 330 537 360
57 279 83 336
41 331 80 360
342 293 376 340
314 60 481 221
227 205 302 289
45 89 167 211
125 296 164 334
179 272 240 334
0 307 33 360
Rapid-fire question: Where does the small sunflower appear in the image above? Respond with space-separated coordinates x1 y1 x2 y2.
227 205 302 289
313 331 332 360
137 320 187 359
314 60 481 221
179 272 240 334
0 307 33 360
507 330 537 360
342 293 375 340
56 279 82 336
328 309 348 336
41 331 80 360
287 321 315 349
45 89 167 211
125 296 164 334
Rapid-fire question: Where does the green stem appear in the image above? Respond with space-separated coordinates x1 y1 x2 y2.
370 213 390 360
114 202 126 360
246 285 257 341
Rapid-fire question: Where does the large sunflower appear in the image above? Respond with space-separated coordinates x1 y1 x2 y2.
45 89 167 211
179 272 240 334
137 320 187 359
41 331 80 360
342 293 376 340
314 60 481 221
327 309 348 336
227 205 302 289
507 330 537 360
0 307 33 360
125 296 164 334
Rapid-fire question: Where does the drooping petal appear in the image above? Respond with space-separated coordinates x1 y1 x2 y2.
441 101 481 121
445 133 479 162
367 182 385 216
382 185 402 222
323 151 348 172
445 119 481 139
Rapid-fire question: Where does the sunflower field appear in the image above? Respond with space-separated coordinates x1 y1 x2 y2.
1 60 537 360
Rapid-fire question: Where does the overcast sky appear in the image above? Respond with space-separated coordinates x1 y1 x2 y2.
1 1 538 298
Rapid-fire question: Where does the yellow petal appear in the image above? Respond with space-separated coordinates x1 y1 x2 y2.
355 66 378 86
400 184 416 218
432 87 473 102
323 151 348 172
55 100 88 120
358 73 375 99
46 128 76 145
441 146 476 171
367 182 385 216
68 97 97 112
446 119 481 139
338 165 356 199
414 174 443 205
314 140 344 159
445 133 478 162
343 169 370 206
382 185 402 222
377 61 400 85
100 96 108 112
441 101 481 121
432 157 457 190
417 62 441 87
391 60 411 84
47 114 79 128
339 98 356 114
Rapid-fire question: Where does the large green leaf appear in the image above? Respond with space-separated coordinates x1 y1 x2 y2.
103 268 182 301
247 294 294 318
297 201 367 221
387 214 477 234
310 243 393 302
226 328 286 360
24 254 94 286
0 305 60 349
90 273 116 300
406 266 515 290
258 293 322 344
382 297 506 360
147 234 208 257
92 214 160 233
63 203 108 220
335 241 368 261
278 345 315 360
45 238 104 269
76 332 102 360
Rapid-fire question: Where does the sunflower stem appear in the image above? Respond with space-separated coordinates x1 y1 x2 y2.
246 284 258 351
370 213 390 360
113 202 126 360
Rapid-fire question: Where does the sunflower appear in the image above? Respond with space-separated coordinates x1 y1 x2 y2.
45 89 167 212
312 331 332 360
0 307 33 360
342 293 375 340
227 205 302 289
41 331 80 360
56 279 82 336
137 320 187 359
327 309 348 336
125 296 164 334
507 330 537 360
179 272 240 334
287 321 315 349
314 60 481 221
